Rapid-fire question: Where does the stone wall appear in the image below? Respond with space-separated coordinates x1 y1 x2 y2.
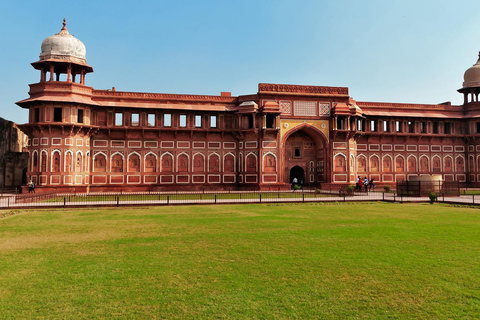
0 117 28 189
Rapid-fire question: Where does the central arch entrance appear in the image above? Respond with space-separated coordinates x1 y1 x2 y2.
282 125 327 186
289 165 304 184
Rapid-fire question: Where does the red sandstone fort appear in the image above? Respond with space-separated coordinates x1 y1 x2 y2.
16 20 480 192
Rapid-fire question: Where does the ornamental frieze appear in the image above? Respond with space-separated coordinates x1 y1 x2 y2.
92 90 237 102
258 83 348 95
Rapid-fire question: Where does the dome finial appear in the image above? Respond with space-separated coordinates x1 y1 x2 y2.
61 17 67 31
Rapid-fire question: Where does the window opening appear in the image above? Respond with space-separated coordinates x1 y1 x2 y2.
77 109 84 123
164 114 172 127
115 113 123 126
131 113 139 126
180 115 187 127
147 114 155 127
54 107 62 122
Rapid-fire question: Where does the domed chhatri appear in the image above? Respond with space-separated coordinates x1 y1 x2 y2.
463 52 480 89
39 18 87 65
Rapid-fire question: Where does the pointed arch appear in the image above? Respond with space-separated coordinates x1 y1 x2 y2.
263 152 277 172
75 150 83 172
444 155 453 173
224 152 236 173
432 155 441 173
32 150 39 172
357 154 367 173
93 152 107 172
245 152 258 173
192 152 205 173
369 154 380 173
127 151 141 172
407 155 417 172
382 154 393 172
111 152 124 172
144 152 158 173
208 152 220 173
395 154 405 172
51 149 61 173
455 155 465 172
469 154 475 172
161 152 173 172
64 150 73 173
419 155 429 173
177 152 190 172
85 151 90 172
334 153 347 172
40 149 48 172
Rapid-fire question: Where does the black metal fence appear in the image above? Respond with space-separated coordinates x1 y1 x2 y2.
1 187 479 209
0 189 392 209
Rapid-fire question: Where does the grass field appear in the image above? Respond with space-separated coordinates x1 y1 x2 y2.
1 203 479 319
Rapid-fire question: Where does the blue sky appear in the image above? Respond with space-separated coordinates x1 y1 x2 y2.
1 0 480 123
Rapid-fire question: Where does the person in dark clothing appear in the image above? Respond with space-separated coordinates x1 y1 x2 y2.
369 178 375 191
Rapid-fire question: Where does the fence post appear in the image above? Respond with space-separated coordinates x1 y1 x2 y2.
303 193 305 203
7 197 9 208
259 194 262 203
116 196 119 207
215 194 217 204
382 192 384 201
394 193 396 202
64 196 66 208
167 195 170 205
473 195 475 205
343 193 346 202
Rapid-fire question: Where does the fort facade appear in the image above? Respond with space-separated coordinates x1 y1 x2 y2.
17 20 480 192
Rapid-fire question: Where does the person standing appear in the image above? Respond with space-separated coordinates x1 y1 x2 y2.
358 177 363 192
364 177 369 192
369 178 375 191
28 180 35 193
356 176 360 191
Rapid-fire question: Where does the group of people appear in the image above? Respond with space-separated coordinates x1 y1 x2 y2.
356 176 375 192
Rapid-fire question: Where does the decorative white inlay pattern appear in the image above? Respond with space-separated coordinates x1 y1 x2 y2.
318 103 330 116
293 101 317 116
279 101 291 114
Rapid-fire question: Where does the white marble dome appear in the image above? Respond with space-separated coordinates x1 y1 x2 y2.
463 53 480 89
39 19 87 65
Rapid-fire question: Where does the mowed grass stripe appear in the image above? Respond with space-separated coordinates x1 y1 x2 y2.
0 203 479 319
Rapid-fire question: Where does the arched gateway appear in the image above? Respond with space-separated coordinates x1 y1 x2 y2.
281 125 328 186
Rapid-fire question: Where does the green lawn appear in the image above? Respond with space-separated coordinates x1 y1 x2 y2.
0 203 479 319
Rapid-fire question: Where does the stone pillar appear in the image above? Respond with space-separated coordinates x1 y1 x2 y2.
80 70 85 84
49 64 54 81
40 68 46 82
67 64 72 82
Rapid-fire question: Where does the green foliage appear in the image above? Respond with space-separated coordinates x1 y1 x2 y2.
0 203 479 318
293 184 302 190
346 185 355 192
384 185 391 192
428 191 438 204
